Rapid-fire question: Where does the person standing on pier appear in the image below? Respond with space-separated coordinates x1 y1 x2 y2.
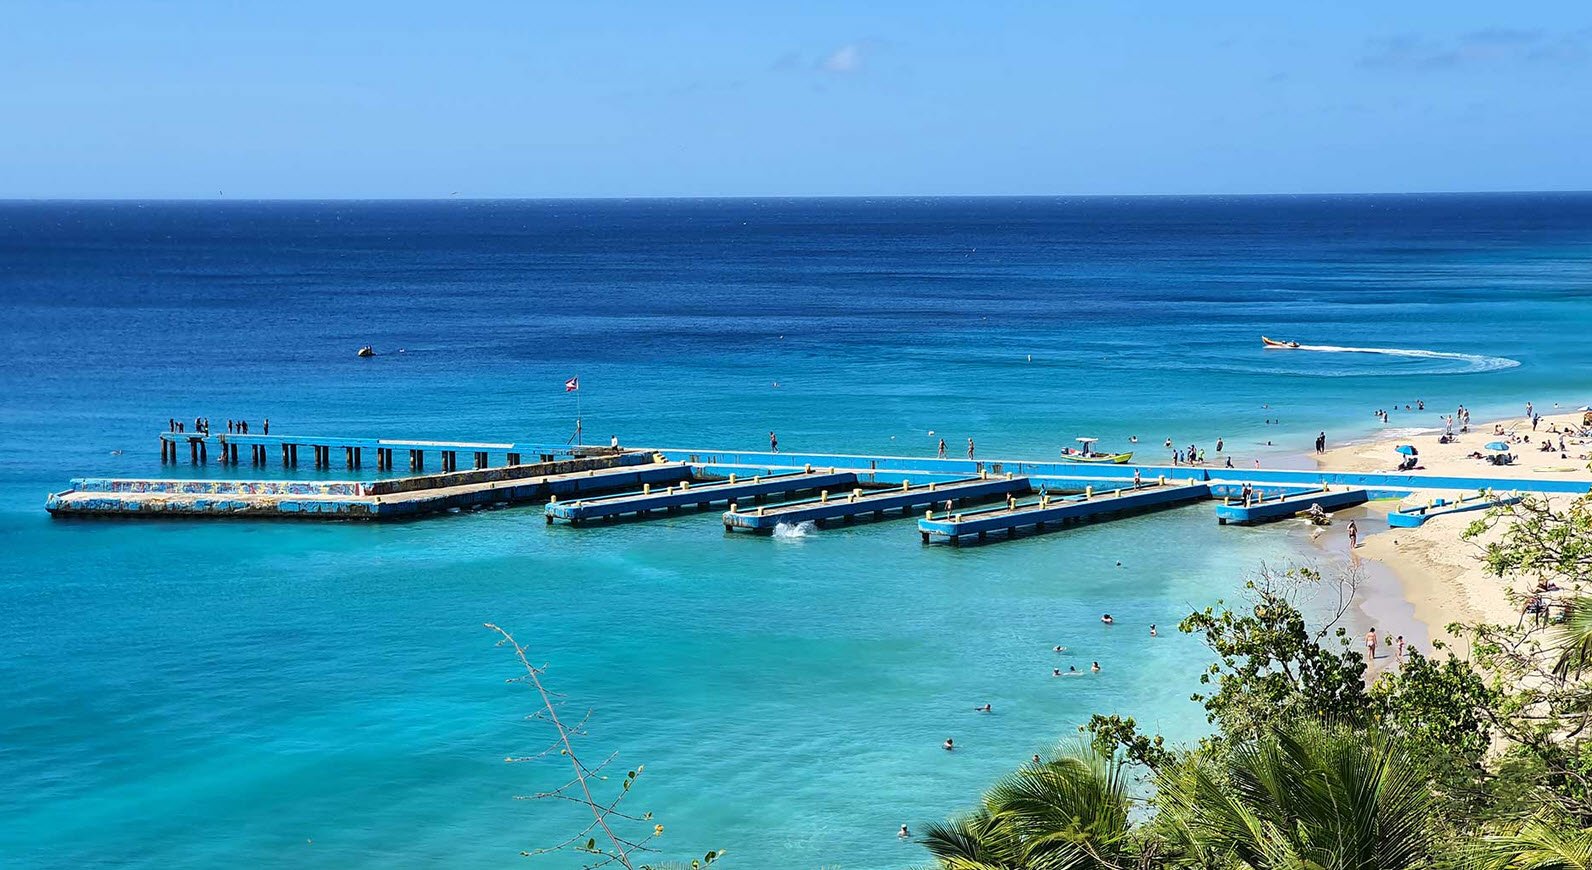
966 438 975 460
263 418 270 435
769 431 778 453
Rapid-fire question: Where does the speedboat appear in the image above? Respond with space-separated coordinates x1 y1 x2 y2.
1261 336 1301 349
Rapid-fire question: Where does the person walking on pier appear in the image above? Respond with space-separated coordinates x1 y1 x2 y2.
262 418 270 435
966 438 975 460
937 438 946 459
769 431 778 453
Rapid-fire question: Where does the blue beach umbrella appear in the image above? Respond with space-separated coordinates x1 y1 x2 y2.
1395 444 1417 455
1485 441 1510 452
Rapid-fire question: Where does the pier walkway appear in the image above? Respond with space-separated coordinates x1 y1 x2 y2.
1386 491 1523 528
46 432 1589 526
48 453 689 520
546 470 856 525
723 475 1032 533
654 447 1592 497
918 482 1210 545
1213 486 1369 526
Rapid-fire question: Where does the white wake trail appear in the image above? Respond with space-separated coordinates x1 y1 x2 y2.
1289 344 1520 373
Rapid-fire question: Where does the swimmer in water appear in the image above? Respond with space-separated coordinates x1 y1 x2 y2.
1053 644 1067 652
899 824 910 839
975 703 992 713
1101 614 1115 624
1149 624 1158 637
1053 668 1062 677
1031 753 1041 764
943 738 955 751
1091 661 1101 672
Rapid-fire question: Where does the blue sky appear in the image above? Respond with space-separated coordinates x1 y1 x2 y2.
3 1 1589 197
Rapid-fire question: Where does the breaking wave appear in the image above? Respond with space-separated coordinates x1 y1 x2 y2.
772 521 817 540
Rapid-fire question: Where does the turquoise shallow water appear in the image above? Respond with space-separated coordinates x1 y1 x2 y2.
2 195 1591 868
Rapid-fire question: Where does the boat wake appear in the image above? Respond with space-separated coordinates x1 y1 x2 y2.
1289 344 1520 374
772 520 818 540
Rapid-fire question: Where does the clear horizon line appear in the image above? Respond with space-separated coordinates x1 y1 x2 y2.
3 187 1592 203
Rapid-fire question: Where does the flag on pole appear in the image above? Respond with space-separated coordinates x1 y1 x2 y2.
564 377 579 392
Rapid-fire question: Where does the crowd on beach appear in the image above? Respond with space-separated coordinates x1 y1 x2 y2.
1371 399 1592 469
166 417 271 436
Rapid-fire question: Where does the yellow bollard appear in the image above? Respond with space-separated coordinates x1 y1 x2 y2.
924 509 933 520
1085 485 1093 499
729 502 738 513
643 483 651 495
902 480 910 492
729 473 737 484
805 464 812 473
820 490 828 503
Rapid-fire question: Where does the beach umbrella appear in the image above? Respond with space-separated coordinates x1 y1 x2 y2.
1395 444 1417 456
1485 441 1510 452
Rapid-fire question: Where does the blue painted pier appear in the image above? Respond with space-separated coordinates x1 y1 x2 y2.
1213 486 1370 526
722 475 1032 533
47 453 690 520
918 482 1211 545
546 470 857 525
1386 491 1523 528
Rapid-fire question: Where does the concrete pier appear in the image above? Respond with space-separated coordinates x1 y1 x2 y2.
48 453 687 521
1213 486 1370 525
1386 490 1521 528
722 475 1032 533
547 470 857 525
918 482 1211 545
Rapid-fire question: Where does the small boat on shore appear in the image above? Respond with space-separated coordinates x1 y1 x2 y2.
1261 336 1301 349
1059 437 1133 464
1058 451 1134 464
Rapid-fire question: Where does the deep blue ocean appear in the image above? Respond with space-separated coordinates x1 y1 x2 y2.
2 195 1590 869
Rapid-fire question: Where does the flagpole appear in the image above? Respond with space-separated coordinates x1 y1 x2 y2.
575 380 582 447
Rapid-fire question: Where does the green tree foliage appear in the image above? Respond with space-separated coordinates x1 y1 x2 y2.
1178 567 1371 744
1370 643 1498 770
1466 818 1592 869
1155 722 1439 870
919 745 1139 869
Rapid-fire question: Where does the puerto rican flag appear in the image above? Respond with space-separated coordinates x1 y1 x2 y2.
564 377 579 392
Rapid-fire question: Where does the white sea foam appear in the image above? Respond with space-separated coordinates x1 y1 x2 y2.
772 520 817 540
1290 344 1521 373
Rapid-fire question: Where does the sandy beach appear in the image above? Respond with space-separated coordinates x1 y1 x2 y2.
1318 408 1592 648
